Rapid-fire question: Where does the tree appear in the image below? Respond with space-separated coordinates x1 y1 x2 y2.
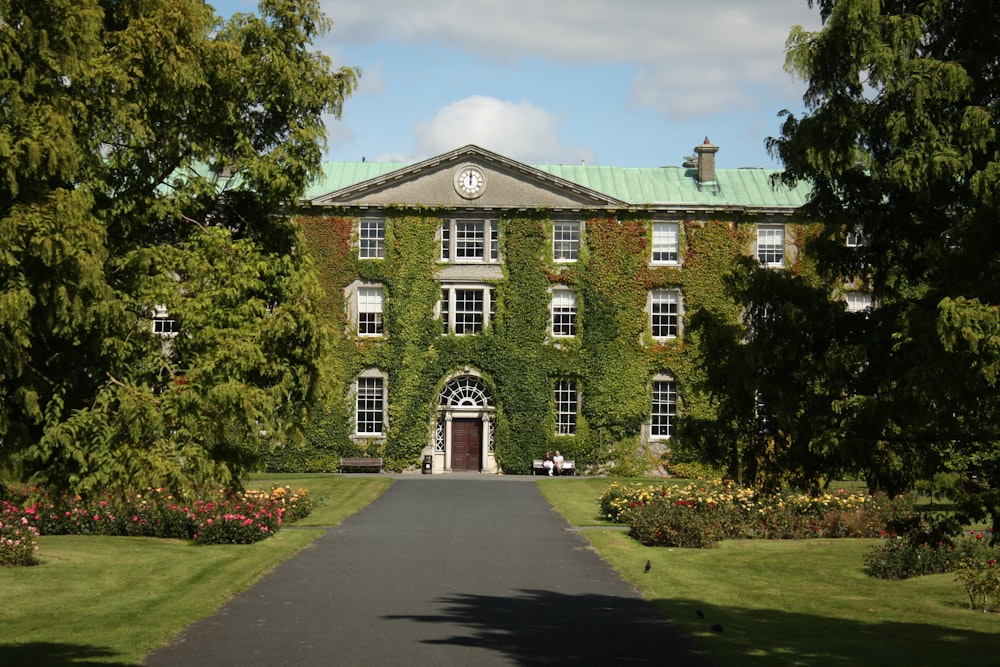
686 255 868 493
754 0 1000 530
0 0 359 494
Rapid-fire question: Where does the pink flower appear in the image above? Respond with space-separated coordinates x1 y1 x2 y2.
93 515 100 521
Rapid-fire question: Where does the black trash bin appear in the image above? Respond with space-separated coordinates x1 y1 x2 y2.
422 455 433 474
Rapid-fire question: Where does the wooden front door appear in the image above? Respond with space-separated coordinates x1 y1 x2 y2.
451 418 482 471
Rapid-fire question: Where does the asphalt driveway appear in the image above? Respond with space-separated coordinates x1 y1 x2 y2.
145 475 709 666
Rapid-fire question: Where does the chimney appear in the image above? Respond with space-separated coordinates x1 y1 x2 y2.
694 137 719 185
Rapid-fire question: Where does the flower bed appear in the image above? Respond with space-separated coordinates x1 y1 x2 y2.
599 480 913 547
1 484 314 558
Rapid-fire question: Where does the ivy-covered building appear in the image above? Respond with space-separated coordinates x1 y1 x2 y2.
292 141 812 475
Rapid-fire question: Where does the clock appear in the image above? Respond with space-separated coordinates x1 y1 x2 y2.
454 165 486 199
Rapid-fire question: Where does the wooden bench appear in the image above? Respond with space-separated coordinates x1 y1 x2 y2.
531 459 576 476
339 457 383 473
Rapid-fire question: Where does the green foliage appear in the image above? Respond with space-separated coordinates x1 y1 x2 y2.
0 0 359 494
627 498 725 548
956 552 1000 612
665 460 725 480
766 0 1000 526
863 523 999 582
292 208 755 475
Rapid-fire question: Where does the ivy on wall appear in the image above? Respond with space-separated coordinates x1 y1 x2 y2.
269 208 804 476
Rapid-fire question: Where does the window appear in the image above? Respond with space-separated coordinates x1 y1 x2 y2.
846 226 866 248
553 222 580 262
757 225 785 267
152 306 179 337
651 379 677 440
440 219 499 262
845 291 873 312
439 285 494 335
355 376 384 435
359 218 385 259
650 289 680 339
555 380 578 435
550 289 577 337
651 222 680 264
357 286 384 336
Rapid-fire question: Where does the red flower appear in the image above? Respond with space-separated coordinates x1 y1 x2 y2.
989 559 996 567
976 533 983 541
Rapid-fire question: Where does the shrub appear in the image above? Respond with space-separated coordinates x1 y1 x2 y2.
956 547 1000 612
863 525 1000 581
0 483 316 555
0 518 39 566
599 479 915 548
626 497 724 548
862 537 958 579
665 461 724 479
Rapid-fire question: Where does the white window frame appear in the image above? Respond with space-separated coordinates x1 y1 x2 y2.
358 217 386 259
554 380 578 436
846 226 866 248
357 285 384 336
651 222 680 265
440 219 499 263
355 373 386 436
152 305 179 337
650 289 680 340
844 291 873 312
550 288 577 338
757 225 785 268
552 221 581 262
650 377 677 440
439 284 494 335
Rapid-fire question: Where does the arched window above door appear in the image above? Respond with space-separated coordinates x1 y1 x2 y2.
439 375 492 408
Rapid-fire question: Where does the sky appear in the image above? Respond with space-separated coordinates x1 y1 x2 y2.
211 0 824 169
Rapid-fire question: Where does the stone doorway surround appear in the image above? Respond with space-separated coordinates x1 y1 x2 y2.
433 373 498 473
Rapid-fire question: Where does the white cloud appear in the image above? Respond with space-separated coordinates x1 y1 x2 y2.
321 0 821 121
380 96 595 165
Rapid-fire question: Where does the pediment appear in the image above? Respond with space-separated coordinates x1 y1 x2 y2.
307 145 626 211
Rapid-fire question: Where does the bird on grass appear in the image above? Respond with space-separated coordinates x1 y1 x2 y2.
710 623 724 633
696 609 705 619
644 560 652 573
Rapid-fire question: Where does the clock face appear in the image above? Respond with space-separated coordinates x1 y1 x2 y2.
455 165 486 198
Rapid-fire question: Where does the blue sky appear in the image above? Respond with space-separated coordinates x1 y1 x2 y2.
211 0 823 169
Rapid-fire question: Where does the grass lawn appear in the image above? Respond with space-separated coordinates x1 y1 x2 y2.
0 474 391 666
538 477 1000 667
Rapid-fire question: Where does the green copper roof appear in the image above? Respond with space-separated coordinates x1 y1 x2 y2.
303 158 810 210
534 165 811 209
303 161 409 200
